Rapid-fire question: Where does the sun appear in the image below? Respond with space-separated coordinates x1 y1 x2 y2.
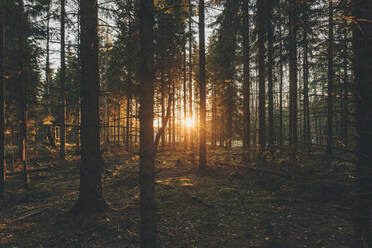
185 118 194 128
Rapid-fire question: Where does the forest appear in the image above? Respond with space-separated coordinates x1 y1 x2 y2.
0 0 371 247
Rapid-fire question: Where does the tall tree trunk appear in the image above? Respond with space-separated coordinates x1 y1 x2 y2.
352 0 372 246
126 4 133 151
279 23 283 147
188 0 194 151
183 45 188 149
267 0 274 153
212 81 216 146
45 0 56 149
226 83 233 148
242 0 250 160
60 0 66 159
72 0 107 213
288 0 298 169
257 0 266 152
126 94 131 151
199 0 206 170
18 0 29 188
342 25 348 146
327 0 334 155
0 4 5 199
172 79 176 148
303 2 311 152
160 71 165 147
138 0 156 246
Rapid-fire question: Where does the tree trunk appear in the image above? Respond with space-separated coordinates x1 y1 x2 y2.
267 0 274 153
18 0 29 188
327 0 334 155
288 0 298 169
183 45 188 149
257 0 266 152
126 93 131 151
160 71 165 147
138 0 156 246
279 23 283 147
45 1 56 149
0 5 5 199
303 2 311 152
352 0 372 246
188 0 194 152
60 0 66 159
172 79 176 148
242 0 250 159
72 0 107 213
199 0 206 170
212 81 216 146
343 25 348 146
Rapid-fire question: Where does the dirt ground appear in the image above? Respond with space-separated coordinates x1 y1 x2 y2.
0 146 354 247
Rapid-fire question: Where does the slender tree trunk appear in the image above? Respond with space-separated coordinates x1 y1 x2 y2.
72 0 107 213
172 79 176 148
126 94 131 151
257 0 266 152
327 0 334 155
45 1 56 149
59 0 66 159
0 5 5 199
18 0 29 188
254 66 258 148
279 24 283 147
343 25 348 146
167 74 172 145
303 3 311 152
212 81 216 146
227 83 233 148
188 0 194 151
199 0 206 170
242 0 250 159
267 1 274 153
160 71 165 147
183 45 188 149
352 0 372 246
288 0 298 169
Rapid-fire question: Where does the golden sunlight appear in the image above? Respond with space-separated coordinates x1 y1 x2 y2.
185 118 194 128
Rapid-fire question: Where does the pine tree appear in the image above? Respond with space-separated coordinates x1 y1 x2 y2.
199 0 206 170
138 0 156 246
72 0 107 213
352 0 372 245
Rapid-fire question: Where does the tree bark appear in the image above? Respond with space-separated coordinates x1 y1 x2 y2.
327 0 334 155
303 2 311 152
60 0 66 159
45 0 56 149
188 0 194 151
242 0 250 159
72 0 107 213
267 0 274 153
279 24 283 147
342 25 348 146
352 0 372 246
257 0 266 152
0 4 5 199
183 45 188 149
288 0 298 169
18 0 29 188
199 0 206 170
138 0 156 246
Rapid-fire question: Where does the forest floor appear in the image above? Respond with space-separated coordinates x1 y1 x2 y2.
0 144 355 248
